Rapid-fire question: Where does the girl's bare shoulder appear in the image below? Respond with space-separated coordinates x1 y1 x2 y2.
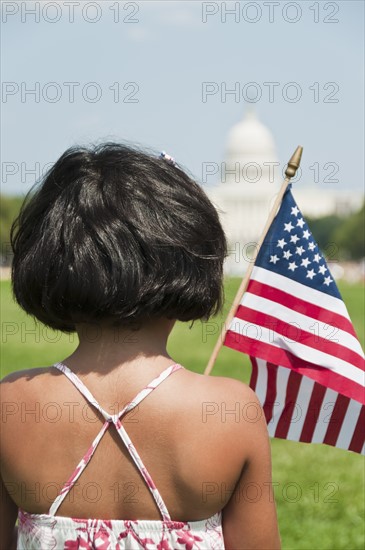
175 368 265 442
174 369 266 473
181 368 260 408
0 367 60 404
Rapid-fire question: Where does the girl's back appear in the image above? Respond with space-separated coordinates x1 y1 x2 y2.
3 360 248 518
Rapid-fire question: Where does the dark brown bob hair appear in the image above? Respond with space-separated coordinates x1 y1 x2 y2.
10 143 227 332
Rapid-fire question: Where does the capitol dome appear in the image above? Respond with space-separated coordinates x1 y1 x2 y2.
225 108 277 167
204 109 281 274
221 109 278 191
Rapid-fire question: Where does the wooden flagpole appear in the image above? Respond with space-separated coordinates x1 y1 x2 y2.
204 145 303 376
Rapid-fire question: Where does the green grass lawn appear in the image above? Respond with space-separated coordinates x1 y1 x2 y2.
1 278 364 549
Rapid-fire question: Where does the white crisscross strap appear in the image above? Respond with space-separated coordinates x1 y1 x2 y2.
49 362 183 520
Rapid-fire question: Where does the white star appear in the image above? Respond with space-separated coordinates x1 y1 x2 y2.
270 255 279 264
288 262 298 272
277 238 287 249
284 221 294 232
301 257 311 268
303 229 311 240
323 276 333 286
296 246 305 256
296 218 305 228
306 269 315 280
290 234 300 244
291 206 299 217
308 242 316 251
283 250 293 260
318 264 327 275
313 253 321 263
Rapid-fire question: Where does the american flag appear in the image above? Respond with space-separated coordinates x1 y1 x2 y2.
224 186 365 454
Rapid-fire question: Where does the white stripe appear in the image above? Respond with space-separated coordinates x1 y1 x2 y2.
252 360 364 453
253 358 268 407
267 367 290 436
242 292 364 359
286 376 316 442
311 387 338 443
250 266 352 321
230 318 365 388
335 400 363 451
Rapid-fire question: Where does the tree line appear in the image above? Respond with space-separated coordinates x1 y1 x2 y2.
306 201 364 262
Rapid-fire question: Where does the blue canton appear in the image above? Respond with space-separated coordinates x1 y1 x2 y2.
255 185 341 299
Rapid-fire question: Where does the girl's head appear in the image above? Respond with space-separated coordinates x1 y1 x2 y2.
11 143 227 332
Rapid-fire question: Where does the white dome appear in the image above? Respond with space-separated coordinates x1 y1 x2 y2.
226 109 276 160
204 110 281 274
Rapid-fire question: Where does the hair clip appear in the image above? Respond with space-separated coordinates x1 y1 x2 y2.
159 151 177 166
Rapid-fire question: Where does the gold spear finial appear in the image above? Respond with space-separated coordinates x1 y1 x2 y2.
285 146 303 179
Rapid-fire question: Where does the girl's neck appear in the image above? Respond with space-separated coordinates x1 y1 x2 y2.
61 318 176 375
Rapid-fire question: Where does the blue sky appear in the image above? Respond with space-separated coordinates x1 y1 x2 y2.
1 0 364 195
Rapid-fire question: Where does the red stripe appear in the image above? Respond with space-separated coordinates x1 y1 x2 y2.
262 363 277 425
249 357 258 392
224 330 365 405
235 305 364 371
323 394 350 447
348 406 365 453
246 280 357 339
299 383 327 443
274 370 303 439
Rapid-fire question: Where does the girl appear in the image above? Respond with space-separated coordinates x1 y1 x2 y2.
1 143 280 549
